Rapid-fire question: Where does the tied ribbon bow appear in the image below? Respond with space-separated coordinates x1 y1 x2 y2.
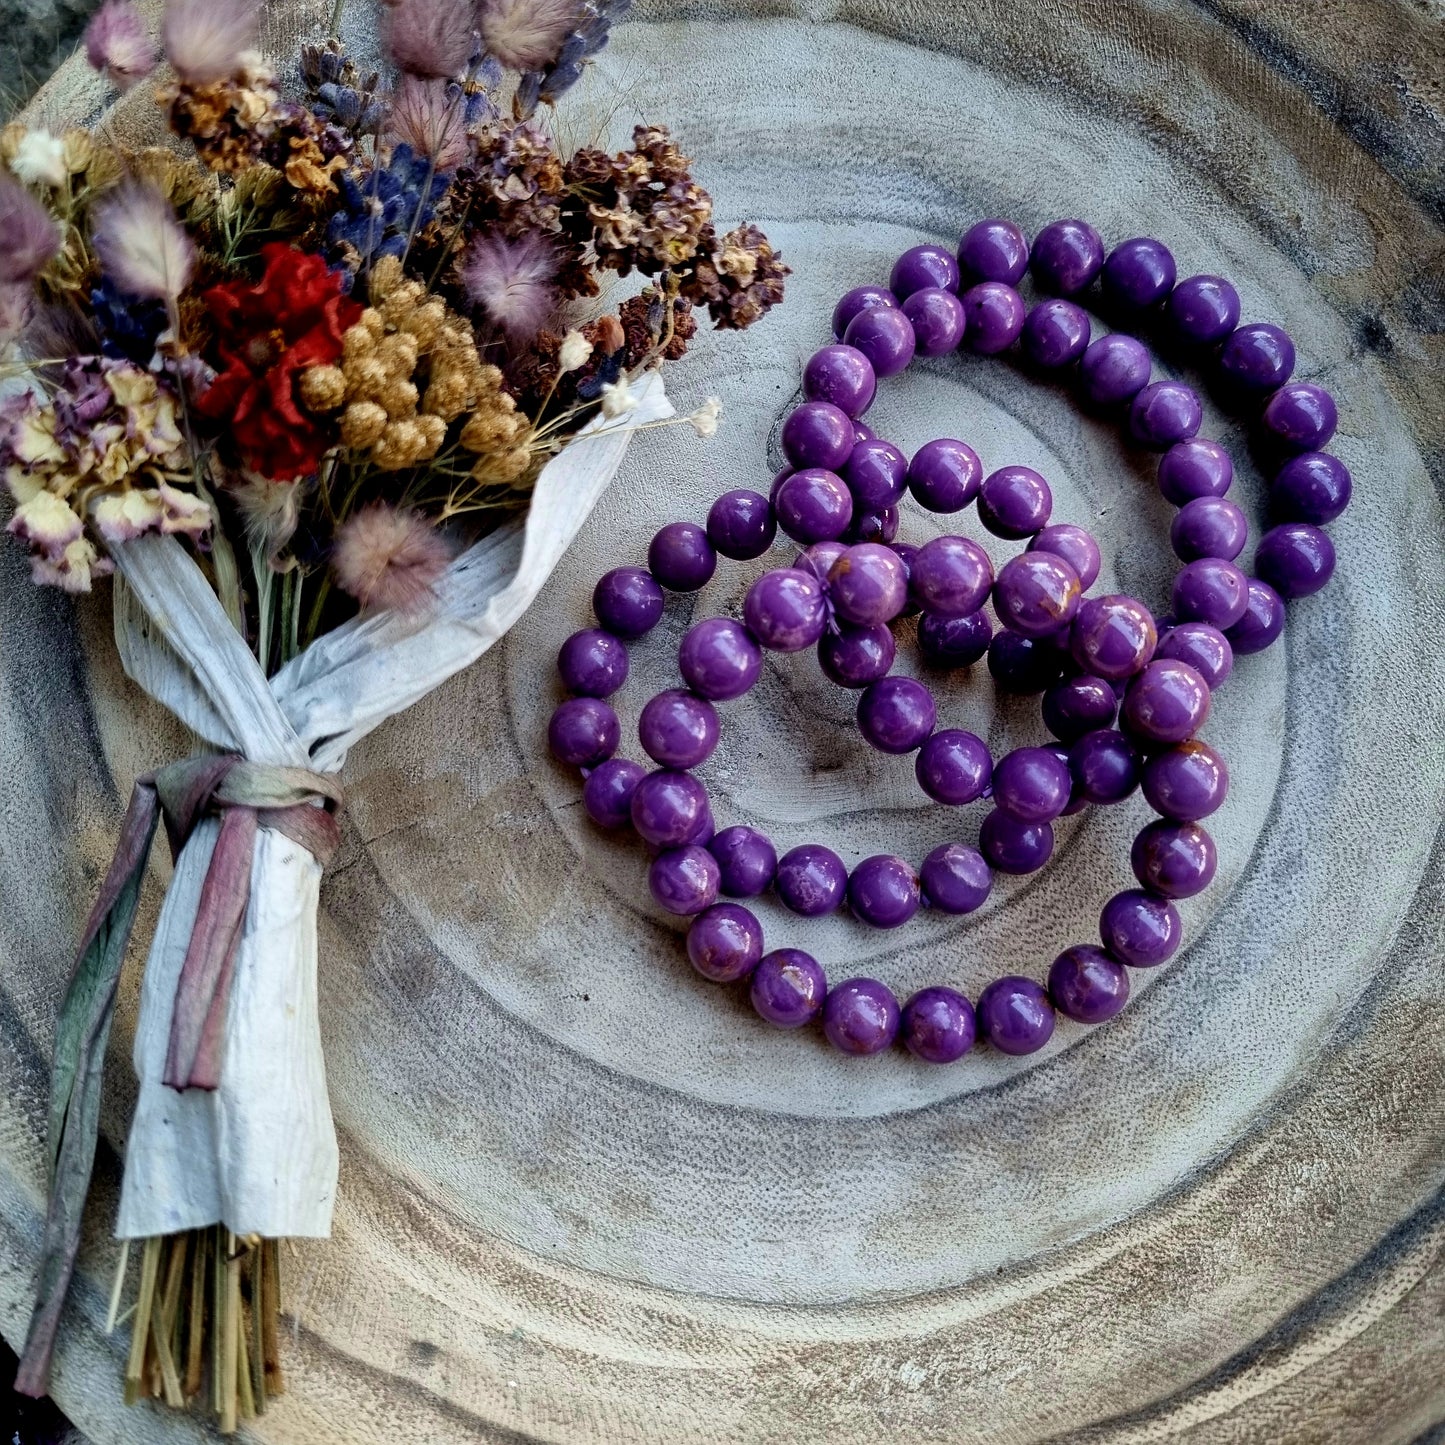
15 755 342 1399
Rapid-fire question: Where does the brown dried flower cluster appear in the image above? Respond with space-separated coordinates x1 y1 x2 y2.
683 223 791 331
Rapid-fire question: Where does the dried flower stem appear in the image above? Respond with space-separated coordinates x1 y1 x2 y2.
328 0 347 38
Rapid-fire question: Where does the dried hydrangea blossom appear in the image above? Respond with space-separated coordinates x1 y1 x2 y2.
683 222 790 329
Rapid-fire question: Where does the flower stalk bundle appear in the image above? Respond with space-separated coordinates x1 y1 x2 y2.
3 0 785 1427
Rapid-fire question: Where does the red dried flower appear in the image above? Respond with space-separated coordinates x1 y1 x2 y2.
196 243 362 480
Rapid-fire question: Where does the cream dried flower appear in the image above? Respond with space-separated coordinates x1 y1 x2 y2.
599 377 637 419
689 396 722 438
557 329 591 373
10 131 67 188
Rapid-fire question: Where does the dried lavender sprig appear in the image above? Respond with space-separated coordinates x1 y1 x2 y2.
512 0 630 119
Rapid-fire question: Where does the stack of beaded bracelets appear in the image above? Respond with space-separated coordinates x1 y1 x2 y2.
546 215 1351 1063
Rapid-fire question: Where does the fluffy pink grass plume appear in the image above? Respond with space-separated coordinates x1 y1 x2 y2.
163 0 259 85
477 0 579 72
462 230 557 340
332 504 453 613
383 0 475 78
387 75 470 169
84 0 160 90
92 183 196 302
0 175 61 285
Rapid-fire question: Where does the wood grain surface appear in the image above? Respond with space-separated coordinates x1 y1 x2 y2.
3 2 1444 1441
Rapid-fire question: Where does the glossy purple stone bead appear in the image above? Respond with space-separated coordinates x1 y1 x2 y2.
1156 621 1233 689
911 535 994 616
548 696 620 767
1048 946 1130 1025
630 769 709 849
978 465 1051 539
853 419 875 443
891 243 959 300
1219 322 1295 392
1079 333 1152 407
1272 452 1351 525
1070 594 1158 680
919 843 991 915
582 757 646 830
907 438 982 513
1131 821 1217 899
1142 739 1229 821
977 975 1055 1055
782 401 855 472
1262 382 1337 452
750 949 827 1028
857 676 937 754
845 506 900 545
1022 297 1091 368
1158 438 1233 505
1102 237 1176 311
828 543 908 626
649 845 720 916
1166 274 1241 345
1028 523 1101 591
844 437 908 510
1043 674 1118 742
892 541 923 616
992 746 1072 824
775 469 853 544
993 551 1081 639
1172 558 1250 629
844 304 916 377
1255 522 1335 599
1030 218 1104 296
1171 497 1248 563
819 622 896 688
678 618 763 702
1122 659 1211 744
686 903 764 983
918 609 993 669
961 282 1025 355
1100 889 1182 968
795 539 849 580
959 218 1029 285
980 811 1054 875
831 285 896 341
744 568 828 652
803 344 877 418
558 628 629 697
902 986 976 1063
709 825 777 897
1129 381 1202 449
824 977 901 1054
706 488 776 560
915 728 992 805
847 855 921 929
1226 578 1287 655
647 521 716 594
1069 728 1142 805
902 287 967 356
638 689 719 769
593 566 664 639
775 843 847 916
989 629 1066 693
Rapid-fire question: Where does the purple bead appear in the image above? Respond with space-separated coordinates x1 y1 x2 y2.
918 609 993 669
548 696 620 767
901 986 976 1063
686 805 716 849
678 618 763 702
558 628 629 697
977 975 1055 1055
775 843 847 916
845 506 900 545
1048 946 1130 1025
823 977 901 1054
828 543 908 625
1079 334 1152 407
891 243 960 300
1029 523 1101 590
593 567 664 639
1156 622 1233 690
1262 382 1337 452
911 535 994 617
907 438 982 513
709 825 777 897
843 437 908 510
1100 889 1182 968
919 843 992 914
638 689 719 769
915 728 992 805
647 521 716 593
706 489 776 560
803 344 877 418
1166 274 1241 345
582 757 646 830
819 622 896 688
1272 452 1351 525
853 419 875 444
687 903 764 983
750 949 826 1028
1158 438 1233 505
847 855 921 929
1131 821 1217 899
1070 595 1158 680
1226 578 1287 654
1069 728 1142 805
1030 218 1104 296
1255 522 1335 599
1122 659 1211 744
782 401 855 472
857 676 937 754
892 541 923 616
769 468 793 507
775 468 853 544
978 465 1052 540
1219 322 1295 392
961 282 1026 355
795 539 849 581
980 811 1054 874
843 305 916 378
993 551 1081 639
902 287 967 356
1021 298 1091 369
1172 558 1250 628
831 285 896 341
1129 381 1202 449
1102 237 1176 310
744 568 828 651
959 218 1029 285
989 629 1066 693
1142 739 1229 821
1171 497 1248 563
630 770 709 849
1043 675 1118 742
992 746 1073 824
649 845 720 916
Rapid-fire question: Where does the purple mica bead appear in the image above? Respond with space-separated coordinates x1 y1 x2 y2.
1143 739 1229 821
1129 381 1202 449
843 305 916 378
959 218 1029 285
892 541 923 616
992 746 1073 824
1158 438 1233 505
744 568 828 652
1226 578 1287 654
824 977 902 1055
1021 298 1091 369
847 855 921 929
1272 452 1351 525
994 551 1082 639
679 618 763 702
891 243 960 300
844 438 908 510
1100 889 1182 968
1069 728 1142 805
980 810 1055 874
911 535 994 616
916 728 992 805
750 949 827 1029
902 986 976 1063
1171 497 1248 563
1043 675 1118 742
1131 820 1217 899
782 401 856 472
1255 522 1336 599
795 539 849 580
977 976 1055 1055
775 469 853 544
1070 595 1158 680
829 543 908 626
854 419 875 444
978 466 1052 539
769 468 793 506
775 843 848 916
1029 523 1101 590
919 843 992 914
1173 558 1250 628
858 676 937 754
639 689 720 769
819 622 896 688
903 287 967 356
707 488 776 561
1166 274 1241 346
687 903 764 983
593 567 664 639
832 285 896 341
1030 218 1104 296
1156 621 1233 690
1122 659 1211 744
630 769 709 849
1048 946 1130 1025
803 344 877 418
558 628 630 697
582 757 646 830
1219 322 1295 392
845 506 900 545
1102 237 1176 311
709 825 777 897
918 609 993 669
989 629 1066 693
549 696 620 768
1079 333 1152 408
649 845 720 916
961 282 1026 355
907 438 983 513
1262 382 1338 452
648 521 717 593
